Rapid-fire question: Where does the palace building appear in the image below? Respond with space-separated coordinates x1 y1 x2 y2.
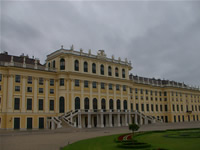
0 46 200 130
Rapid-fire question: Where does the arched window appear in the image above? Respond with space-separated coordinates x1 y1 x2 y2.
48 62 51 68
93 98 97 112
74 60 79 71
123 100 127 110
101 99 106 111
109 99 113 110
84 97 89 111
117 99 121 110
60 58 65 70
115 67 119 77
108 66 112 76
122 69 125 78
84 61 88 72
92 63 96 74
100 64 104 75
75 97 80 110
53 60 56 68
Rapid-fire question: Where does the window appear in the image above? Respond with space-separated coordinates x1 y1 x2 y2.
39 78 43 85
75 80 79 86
50 100 54 111
165 105 168 111
0 85 1 91
150 90 153 95
156 105 158 111
74 60 79 71
27 98 32 110
48 62 50 68
101 83 105 89
60 58 65 70
27 76 32 84
160 105 163 111
84 80 88 88
140 89 143 94
130 88 132 93
50 89 54 94
0 74 2 82
141 104 144 111
146 104 149 111
146 90 148 94
123 85 126 91
181 105 183 111
177 105 179 111
151 104 154 111
173 104 175 111
15 75 20 83
115 67 119 77
53 60 56 68
84 61 88 72
92 82 97 88
108 66 112 76
39 99 43 110
122 69 125 78
116 84 120 91
14 98 20 110
15 86 20 92
50 79 54 86
60 78 64 86
159 92 162 96
164 92 167 96
27 87 32 92
39 88 43 93
146 96 148 100
109 84 112 90
92 63 96 73
100 64 104 75
136 103 139 110
155 91 157 96
135 88 138 94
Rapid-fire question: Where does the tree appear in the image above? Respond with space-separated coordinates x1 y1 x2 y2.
129 123 139 136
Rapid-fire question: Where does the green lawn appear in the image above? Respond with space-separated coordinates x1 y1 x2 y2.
62 129 200 150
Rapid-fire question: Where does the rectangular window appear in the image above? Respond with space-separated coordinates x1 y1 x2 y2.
141 104 144 111
145 90 148 94
15 86 20 92
27 87 32 92
84 80 89 88
0 74 2 82
15 75 20 83
27 98 32 110
50 79 54 86
75 79 79 86
92 82 97 88
177 105 179 111
156 105 158 111
151 104 154 112
50 100 54 111
165 105 168 112
146 104 149 111
140 89 143 94
164 92 167 96
39 78 43 85
135 88 138 94
159 91 162 96
150 90 153 96
14 98 20 110
0 85 1 91
160 105 163 112
174 116 176 122
116 84 120 91
146 97 148 100
27 76 32 84
136 96 138 100
60 78 64 86
136 103 139 110
123 85 126 91
155 91 157 96
181 105 183 111
109 84 112 90
173 104 175 111
50 89 54 94
39 88 43 93
101 83 105 89
38 99 43 110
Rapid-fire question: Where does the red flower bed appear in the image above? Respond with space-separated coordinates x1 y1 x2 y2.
118 134 132 141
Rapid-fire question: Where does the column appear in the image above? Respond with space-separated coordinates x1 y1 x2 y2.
125 114 128 126
127 86 131 110
109 113 112 127
117 113 121 127
120 85 123 111
113 84 117 110
2 75 8 112
80 80 84 110
97 114 100 127
128 114 131 124
134 113 138 125
139 114 143 125
88 113 91 128
7 75 14 112
78 113 82 128
145 117 148 125
97 83 101 110
45 79 49 113
67 80 69 111
89 81 93 111
100 114 104 128
33 77 38 112
55 79 59 113
106 83 109 110
21 76 26 112
71 79 74 111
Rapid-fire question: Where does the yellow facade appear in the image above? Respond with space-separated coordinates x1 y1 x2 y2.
0 48 200 130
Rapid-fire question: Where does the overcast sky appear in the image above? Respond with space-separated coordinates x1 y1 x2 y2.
1 0 200 86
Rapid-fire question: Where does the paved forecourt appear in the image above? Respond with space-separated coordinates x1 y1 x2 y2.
0 121 200 150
